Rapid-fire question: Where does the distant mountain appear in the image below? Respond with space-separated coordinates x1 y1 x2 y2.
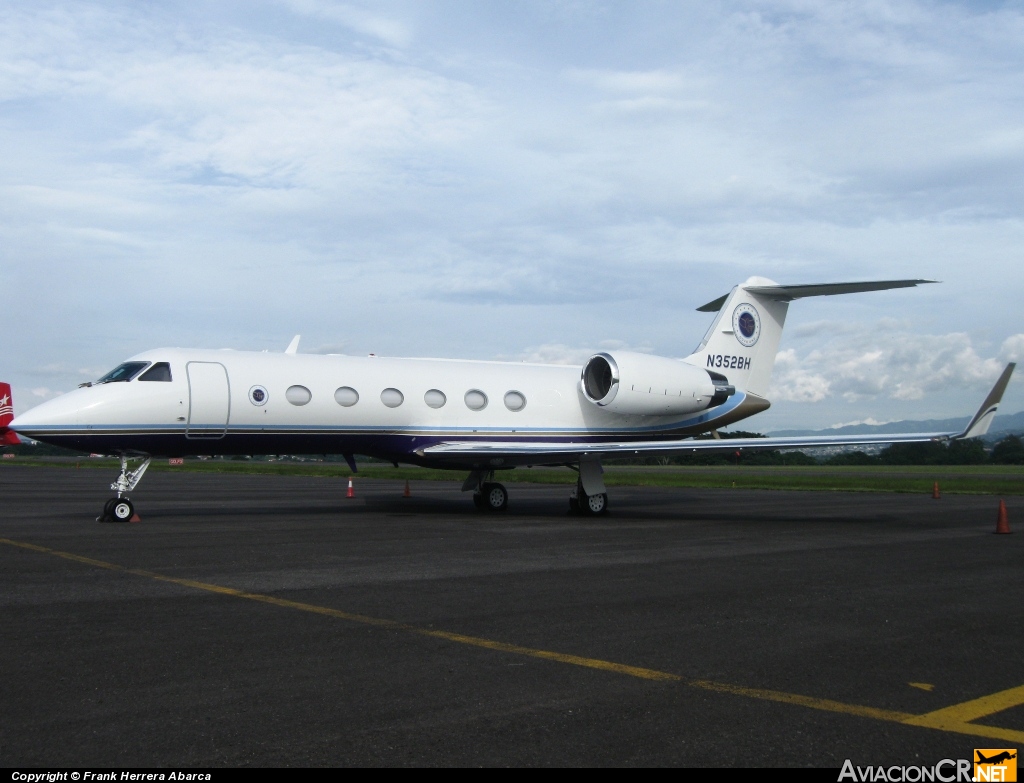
769 410 1024 441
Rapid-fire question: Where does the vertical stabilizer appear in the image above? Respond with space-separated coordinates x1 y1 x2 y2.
684 277 935 399
0 382 20 445
0 383 13 427
684 277 790 398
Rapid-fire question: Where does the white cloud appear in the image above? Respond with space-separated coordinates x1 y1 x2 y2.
277 1 412 48
0 5 481 194
308 342 351 355
826 417 894 430
770 348 831 402
769 329 1020 403
508 340 654 366
564 67 693 95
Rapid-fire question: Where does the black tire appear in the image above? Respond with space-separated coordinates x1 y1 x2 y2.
580 492 608 516
99 498 118 522
112 498 134 522
568 496 580 514
482 482 508 512
472 492 485 510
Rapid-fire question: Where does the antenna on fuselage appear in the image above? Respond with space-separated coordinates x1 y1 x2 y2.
285 335 301 354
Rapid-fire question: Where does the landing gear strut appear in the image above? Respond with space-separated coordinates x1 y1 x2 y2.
98 454 151 523
569 455 609 516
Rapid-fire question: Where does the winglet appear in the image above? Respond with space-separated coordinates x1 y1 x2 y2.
957 363 1016 439
285 335 301 355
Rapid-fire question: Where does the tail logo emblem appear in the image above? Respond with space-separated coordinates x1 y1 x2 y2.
732 303 761 347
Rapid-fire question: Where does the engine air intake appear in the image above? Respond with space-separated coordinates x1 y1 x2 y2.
582 354 618 404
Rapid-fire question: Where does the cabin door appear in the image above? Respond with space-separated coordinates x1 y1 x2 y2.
186 361 230 439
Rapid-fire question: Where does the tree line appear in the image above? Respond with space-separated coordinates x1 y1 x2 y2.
608 433 1024 466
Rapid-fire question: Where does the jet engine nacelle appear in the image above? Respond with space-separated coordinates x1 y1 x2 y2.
580 351 734 416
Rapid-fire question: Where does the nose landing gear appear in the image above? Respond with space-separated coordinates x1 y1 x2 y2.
98 455 150 523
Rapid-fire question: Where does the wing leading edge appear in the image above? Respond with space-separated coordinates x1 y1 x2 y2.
420 363 1016 463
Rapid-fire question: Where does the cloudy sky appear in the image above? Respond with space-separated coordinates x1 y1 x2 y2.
3 0 1024 430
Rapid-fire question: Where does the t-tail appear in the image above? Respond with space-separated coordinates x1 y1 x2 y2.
684 277 936 402
0 382 21 445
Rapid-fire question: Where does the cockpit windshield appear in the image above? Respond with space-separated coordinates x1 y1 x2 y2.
97 362 150 383
138 362 172 382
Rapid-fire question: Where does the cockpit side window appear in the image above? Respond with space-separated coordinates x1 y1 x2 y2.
138 362 172 382
97 362 150 383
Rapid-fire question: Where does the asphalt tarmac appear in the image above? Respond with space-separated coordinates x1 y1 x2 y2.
2 465 1022 767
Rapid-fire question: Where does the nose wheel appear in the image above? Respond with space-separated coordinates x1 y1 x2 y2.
97 455 150 522
99 496 135 523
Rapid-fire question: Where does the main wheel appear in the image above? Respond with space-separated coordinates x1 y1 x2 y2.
111 498 134 522
581 492 608 516
472 492 485 510
482 482 508 512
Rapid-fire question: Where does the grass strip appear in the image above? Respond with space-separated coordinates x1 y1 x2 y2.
4 458 1023 494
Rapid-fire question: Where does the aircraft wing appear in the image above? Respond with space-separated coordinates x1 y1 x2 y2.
420 430 954 463
420 363 1015 463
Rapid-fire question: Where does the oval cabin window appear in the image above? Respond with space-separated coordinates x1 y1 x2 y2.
424 389 446 408
381 388 404 408
286 385 312 406
503 391 526 412
334 386 359 407
464 389 488 411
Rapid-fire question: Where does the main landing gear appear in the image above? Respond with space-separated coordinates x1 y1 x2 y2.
568 455 608 516
98 454 151 523
464 470 508 513
569 483 609 516
462 456 610 516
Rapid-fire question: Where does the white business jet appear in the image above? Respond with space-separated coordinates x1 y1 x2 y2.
4 277 1015 521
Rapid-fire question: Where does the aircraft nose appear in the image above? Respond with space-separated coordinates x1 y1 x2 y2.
9 392 80 434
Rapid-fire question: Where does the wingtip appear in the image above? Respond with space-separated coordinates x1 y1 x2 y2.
958 362 1016 439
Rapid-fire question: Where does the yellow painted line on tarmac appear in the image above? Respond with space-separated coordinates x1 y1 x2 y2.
413 628 682 681
4 536 1024 743
688 680 915 723
904 685 1024 743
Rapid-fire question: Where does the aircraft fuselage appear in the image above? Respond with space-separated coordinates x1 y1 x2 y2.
13 348 750 469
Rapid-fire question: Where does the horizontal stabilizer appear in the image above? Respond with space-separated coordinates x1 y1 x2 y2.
697 279 936 312
1 428 20 446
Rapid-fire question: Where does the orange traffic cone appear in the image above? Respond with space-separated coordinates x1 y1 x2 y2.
932 481 940 499
995 499 1011 534
346 477 355 499
403 480 411 498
